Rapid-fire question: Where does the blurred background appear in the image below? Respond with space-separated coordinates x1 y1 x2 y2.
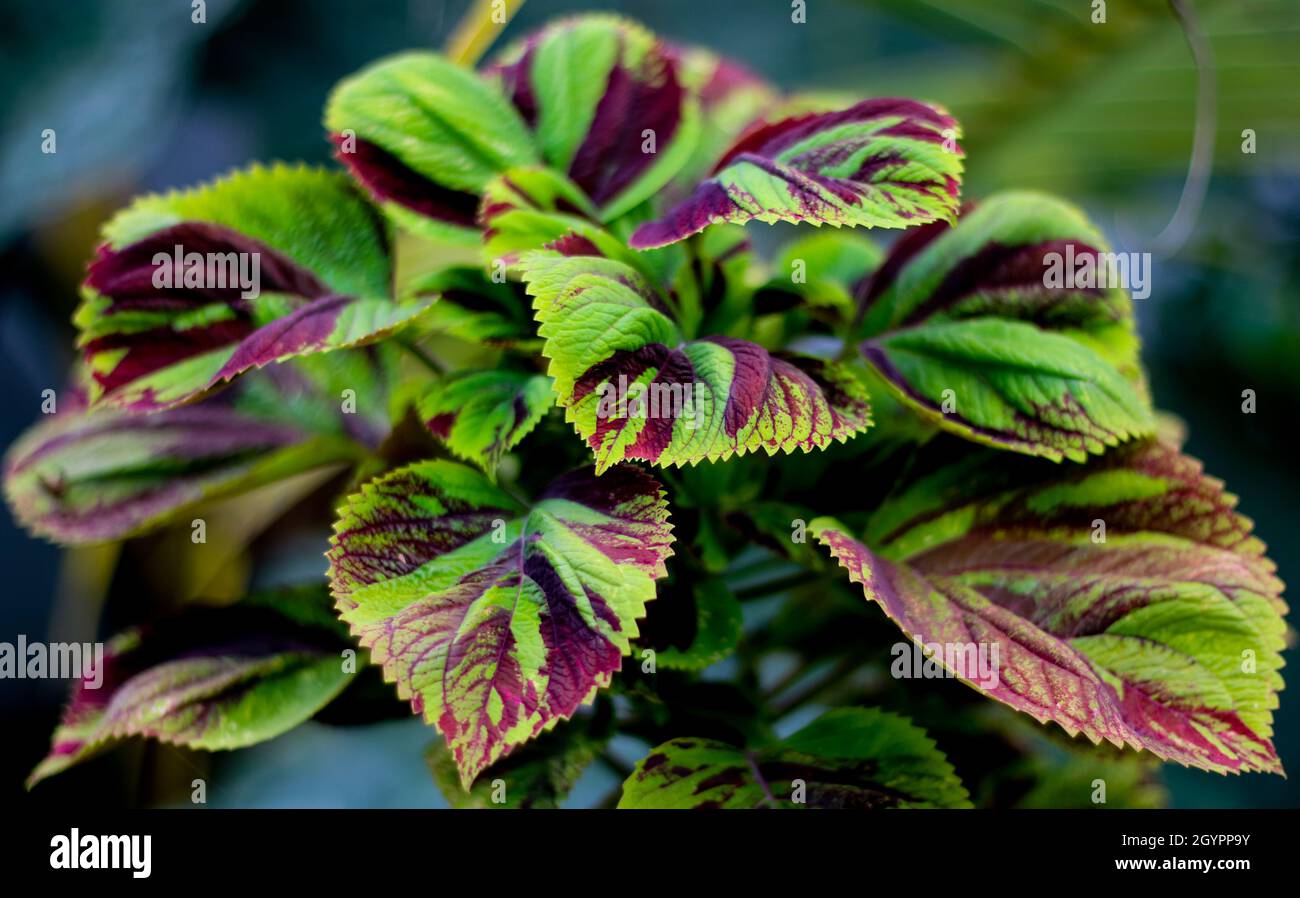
1 0 1296 808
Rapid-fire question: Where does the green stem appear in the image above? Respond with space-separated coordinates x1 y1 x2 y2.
725 554 798 583
839 270 875 361
734 570 821 601
398 338 444 375
771 654 862 716
444 0 525 67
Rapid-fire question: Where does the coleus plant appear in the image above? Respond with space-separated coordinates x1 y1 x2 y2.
5 13 1286 808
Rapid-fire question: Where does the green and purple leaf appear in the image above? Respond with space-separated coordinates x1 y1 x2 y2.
3 398 359 545
417 369 554 477
856 192 1153 461
477 165 632 267
326 51 539 243
326 460 674 787
521 251 872 473
28 587 355 787
631 98 963 248
619 707 971 808
811 438 1288 775
77 165 430 411
485 15 701 222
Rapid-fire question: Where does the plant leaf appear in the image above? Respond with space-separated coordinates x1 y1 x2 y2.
486 15 701 222
811 437 1287 775
631 98 963 248
865 317 1153 461
425 715 601 808
326 460 674 787
478 165 627 267
755 230 885 325
237 345 403 451
402 265 538 349
641 578 743 671
3 399 358 545
417 369 553 476
994 714 1167 809
618 707 970 808
521 252 872 473
326 51 539 243
857 192 1154 461
77 164 429 411
27 586 355 787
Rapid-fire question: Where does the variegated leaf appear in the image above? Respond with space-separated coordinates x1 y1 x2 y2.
812 437 1287 775
417 369 553 476
856 192 1154 461
326 51 539 243
486 15 701 222
3 399 357 545
327 460 673 787
632 98 962 248
521 251 871 473
28 587 355 787
619 707 970 808
77 165 429 411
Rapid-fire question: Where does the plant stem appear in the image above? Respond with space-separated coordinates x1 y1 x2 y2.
771 654 862 716
444 0 525 67
1151 0 1215 257
839 270 875 361
398 338 444 375
733 570 821 601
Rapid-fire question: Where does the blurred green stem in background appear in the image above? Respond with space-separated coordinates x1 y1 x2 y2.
445 0 526 66
1153 0 1215 257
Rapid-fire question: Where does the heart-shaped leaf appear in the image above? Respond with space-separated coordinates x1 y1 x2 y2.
521 251 872 473
618 707 970 808
77 164 429 411
327 460 673 787
811 437 1287 775
631 98 963 248
28 586 355 787
417 369 553 477
857 192 1154 460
